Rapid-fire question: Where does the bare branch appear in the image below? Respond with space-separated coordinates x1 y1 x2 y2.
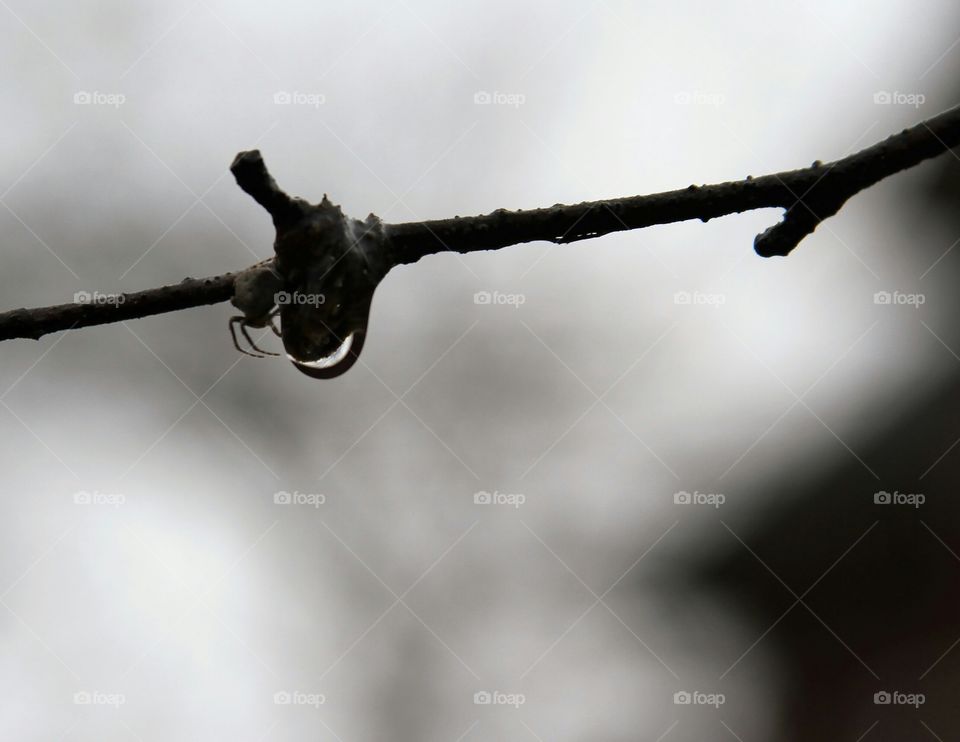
0 274 237 341
2 105 958 343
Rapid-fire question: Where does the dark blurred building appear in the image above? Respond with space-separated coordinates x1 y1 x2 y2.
684 91 960 740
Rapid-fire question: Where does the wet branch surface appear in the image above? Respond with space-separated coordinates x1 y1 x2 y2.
2 105 959 343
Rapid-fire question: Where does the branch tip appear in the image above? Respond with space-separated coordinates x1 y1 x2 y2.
230 149 303 229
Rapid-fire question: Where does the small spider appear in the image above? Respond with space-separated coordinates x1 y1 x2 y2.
229 258 283 359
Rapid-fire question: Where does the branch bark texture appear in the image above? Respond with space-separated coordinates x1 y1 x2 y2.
2 105 958 343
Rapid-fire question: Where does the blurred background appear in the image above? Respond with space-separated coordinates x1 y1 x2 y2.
1 1 959 740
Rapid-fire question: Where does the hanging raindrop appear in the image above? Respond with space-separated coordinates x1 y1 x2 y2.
287 331 366 379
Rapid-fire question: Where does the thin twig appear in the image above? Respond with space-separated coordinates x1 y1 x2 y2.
2 105 958 343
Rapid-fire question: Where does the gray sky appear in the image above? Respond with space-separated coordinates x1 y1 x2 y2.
1 1 958 740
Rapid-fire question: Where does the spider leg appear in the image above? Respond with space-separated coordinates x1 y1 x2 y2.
230 316 266 358
240 321 279 357
268 308 282 337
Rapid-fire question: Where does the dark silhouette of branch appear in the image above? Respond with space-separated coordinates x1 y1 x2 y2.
2 105 958 343
0 274 238 342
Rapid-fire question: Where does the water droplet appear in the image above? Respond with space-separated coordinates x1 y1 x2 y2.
287 332 356 371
